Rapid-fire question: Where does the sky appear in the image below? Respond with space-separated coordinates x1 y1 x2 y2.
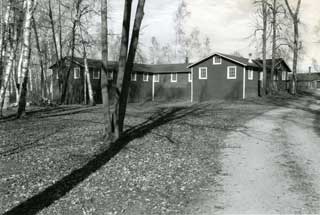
107 0 320 72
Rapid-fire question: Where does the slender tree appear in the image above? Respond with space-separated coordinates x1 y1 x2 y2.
17 0 38 118
284 0 302 95
101 0 112 138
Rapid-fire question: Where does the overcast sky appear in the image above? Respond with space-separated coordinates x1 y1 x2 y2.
108 0 320 72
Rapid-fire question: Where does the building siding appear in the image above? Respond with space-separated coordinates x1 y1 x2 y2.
154 73 191 101
192 57 245 101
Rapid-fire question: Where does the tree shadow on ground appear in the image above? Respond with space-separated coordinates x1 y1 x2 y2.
0 106 90 123
3 104 209 215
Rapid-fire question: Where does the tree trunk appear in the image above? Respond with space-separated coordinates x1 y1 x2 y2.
270 0 277 93
284 0 301 95
262 0 268 95
117 0 146 133
17 0 36 118
101 0 112 139
80 28 95 106
60 0 81 104
291 21 299 95
32 15 45 99
111 0 133 139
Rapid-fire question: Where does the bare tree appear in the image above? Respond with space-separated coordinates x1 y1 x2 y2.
17 0 38 118
202 36 212 57
101 0 145 140
174 0 190 62
284 0 302 95
149 36 160 64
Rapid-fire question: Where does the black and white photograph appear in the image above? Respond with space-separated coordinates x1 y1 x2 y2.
0 0 319 214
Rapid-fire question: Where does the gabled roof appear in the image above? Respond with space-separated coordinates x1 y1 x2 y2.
296 72 320 81
255 58 292 73
187 52 260 68
49 57 190 73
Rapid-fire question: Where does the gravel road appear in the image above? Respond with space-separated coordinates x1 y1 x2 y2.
189 95 320 214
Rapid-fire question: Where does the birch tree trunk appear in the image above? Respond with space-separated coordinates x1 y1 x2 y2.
80 28 95 106
17 0 37 118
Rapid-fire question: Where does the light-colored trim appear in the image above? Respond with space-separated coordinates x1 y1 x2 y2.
199 67 208 79
188 52 248 68
213 56 222 65
131 73 137 81
227 66 237 79
188 73 192 82
243 67 246 99
191 68 193 102
74 67 80 79
154 74 160 82
248 70 253 80
93 70 100 79
143 73 149 82
171 73 177 82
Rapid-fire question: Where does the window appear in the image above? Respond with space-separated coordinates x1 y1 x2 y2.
248 70 253 80
199 67 208 79
171 73 178 82
227 66 237 79
282 71 287 81
154 74 160 82
143 73 149 82
213 56 222 65
93 70 100 79
131 72 137 81
74 67 80 79
188 73 192 82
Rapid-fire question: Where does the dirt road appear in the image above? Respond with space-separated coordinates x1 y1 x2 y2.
190 96 320 214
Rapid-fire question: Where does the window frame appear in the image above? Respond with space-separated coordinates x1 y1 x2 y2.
227 66 237 80
74 67 80 79
93 69 100 79
171 73 178 83
188 73 192 82
154 74 160 82
213 56 222 65
143 73 149 82
199 67 208 80
131 72 137 81
248 69 253 80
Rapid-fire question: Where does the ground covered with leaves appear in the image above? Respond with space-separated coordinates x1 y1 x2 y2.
0 99 276 214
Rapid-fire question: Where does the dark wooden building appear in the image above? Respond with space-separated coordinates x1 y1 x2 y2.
50 54 292 104
296 72 320 90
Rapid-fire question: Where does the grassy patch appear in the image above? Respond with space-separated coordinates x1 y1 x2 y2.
1 100 274 214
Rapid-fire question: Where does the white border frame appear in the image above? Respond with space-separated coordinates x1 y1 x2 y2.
227 66 237 80
171 73 178 82
143 73 149 82
248 69 253 80
188 73 192 82
74 67 80 79
93 70 100 79
199 67 208 80
131 72 137 81
213 56 222 65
